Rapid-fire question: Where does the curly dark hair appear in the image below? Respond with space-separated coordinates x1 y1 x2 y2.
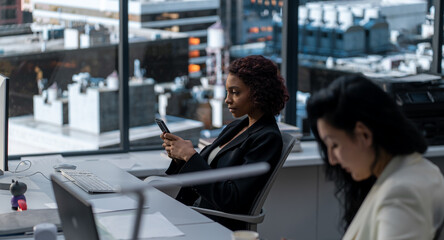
228 55 289 116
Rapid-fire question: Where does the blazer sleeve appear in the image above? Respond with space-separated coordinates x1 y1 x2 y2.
164 122 235 175
180 130 282 213
376 184 432 240
165 159 187 175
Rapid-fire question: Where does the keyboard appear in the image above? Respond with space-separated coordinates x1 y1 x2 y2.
60 169 116 193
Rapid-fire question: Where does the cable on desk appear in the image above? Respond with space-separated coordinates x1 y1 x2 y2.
12 160 32 173
16 171 51 181
10 160 51 181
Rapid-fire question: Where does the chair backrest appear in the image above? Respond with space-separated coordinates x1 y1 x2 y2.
249 132 296 216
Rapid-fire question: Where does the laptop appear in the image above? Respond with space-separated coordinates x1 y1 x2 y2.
51 175 100 240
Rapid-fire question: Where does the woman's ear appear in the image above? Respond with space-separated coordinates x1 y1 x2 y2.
354 121 373 147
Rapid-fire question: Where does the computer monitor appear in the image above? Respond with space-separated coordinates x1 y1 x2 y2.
0 74 8 175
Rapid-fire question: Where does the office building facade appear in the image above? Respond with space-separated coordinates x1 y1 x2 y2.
32 0 219 65
0 0 22 25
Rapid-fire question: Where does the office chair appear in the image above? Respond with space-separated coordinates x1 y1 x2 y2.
144 132 296 231
190 132 296 231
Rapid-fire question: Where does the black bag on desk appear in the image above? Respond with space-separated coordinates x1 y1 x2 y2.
0 209 61 235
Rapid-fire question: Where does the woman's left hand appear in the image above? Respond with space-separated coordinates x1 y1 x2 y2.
162 133 196 162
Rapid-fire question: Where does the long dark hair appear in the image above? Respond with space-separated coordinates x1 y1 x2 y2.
306 74 427 231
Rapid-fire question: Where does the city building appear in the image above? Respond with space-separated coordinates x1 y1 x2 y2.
220 0 283 46
0 0 23 25
31 0 219 66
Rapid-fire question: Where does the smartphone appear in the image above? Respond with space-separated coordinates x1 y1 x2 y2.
155 118 170 133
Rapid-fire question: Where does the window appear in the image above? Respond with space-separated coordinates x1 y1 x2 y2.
2 1 123 155
0 0 16 7
295 0 437 137
0 9 16 20
0 0 286 157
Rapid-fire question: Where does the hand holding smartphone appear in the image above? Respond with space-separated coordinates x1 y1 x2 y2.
155 118 170 133
156 118 177 161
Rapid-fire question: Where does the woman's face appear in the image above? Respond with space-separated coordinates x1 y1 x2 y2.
317 118 375 181
225 74 254 118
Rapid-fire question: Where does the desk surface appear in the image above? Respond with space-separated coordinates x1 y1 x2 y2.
63 141 444 177
0 159 232 239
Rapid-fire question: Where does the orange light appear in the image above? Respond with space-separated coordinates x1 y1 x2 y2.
189 37 200 45
272 0 276 6
266 35 273 41
251 0 256 3
189 64 201 73
279 0 283 7
249 27 259 33
189 50 200 58
267 26 273 32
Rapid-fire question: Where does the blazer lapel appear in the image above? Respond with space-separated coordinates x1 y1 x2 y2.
199 118 247 160
343 154 415 240
212 115 270 162
343 183 381 240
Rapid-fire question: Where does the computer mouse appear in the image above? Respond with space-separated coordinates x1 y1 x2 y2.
53 163 77 172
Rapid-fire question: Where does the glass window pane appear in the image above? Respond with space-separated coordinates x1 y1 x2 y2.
1 0 122 155
128 0 218 150
297 0 433 137
128 0 284 150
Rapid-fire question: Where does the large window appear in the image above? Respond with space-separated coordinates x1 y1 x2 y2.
2 1 123 155
3 0 443 156
128 0 284 150
1 0 285 157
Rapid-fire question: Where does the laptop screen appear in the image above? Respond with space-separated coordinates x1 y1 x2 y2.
50 175 100 240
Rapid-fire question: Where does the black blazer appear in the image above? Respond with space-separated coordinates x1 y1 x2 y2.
165 114 282 228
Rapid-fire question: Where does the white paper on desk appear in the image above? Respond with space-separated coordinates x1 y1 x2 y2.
90 196 148 213
98 211 184 239
45 202 57 209
106 158 137 170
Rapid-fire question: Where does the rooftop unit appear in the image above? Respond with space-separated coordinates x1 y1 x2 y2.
299 1 393 57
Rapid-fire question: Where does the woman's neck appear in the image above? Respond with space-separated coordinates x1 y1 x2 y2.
247 111 265 127
373 149 393 178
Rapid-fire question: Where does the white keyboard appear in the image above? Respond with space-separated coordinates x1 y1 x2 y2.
60 169 116 194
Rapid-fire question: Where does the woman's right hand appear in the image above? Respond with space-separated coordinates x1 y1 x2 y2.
160 133 196 162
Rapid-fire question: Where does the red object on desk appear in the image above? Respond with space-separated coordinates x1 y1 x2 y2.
17 199 27 211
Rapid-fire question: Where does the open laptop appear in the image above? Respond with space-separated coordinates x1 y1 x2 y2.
51 175 100 240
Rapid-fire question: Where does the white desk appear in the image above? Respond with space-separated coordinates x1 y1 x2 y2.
9 142 444 240
65 141 444 177
0 159 232 239
61 141 444 240
0 222 232 240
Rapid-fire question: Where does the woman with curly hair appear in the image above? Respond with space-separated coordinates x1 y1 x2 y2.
306 74 444 239
160 55 289 230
